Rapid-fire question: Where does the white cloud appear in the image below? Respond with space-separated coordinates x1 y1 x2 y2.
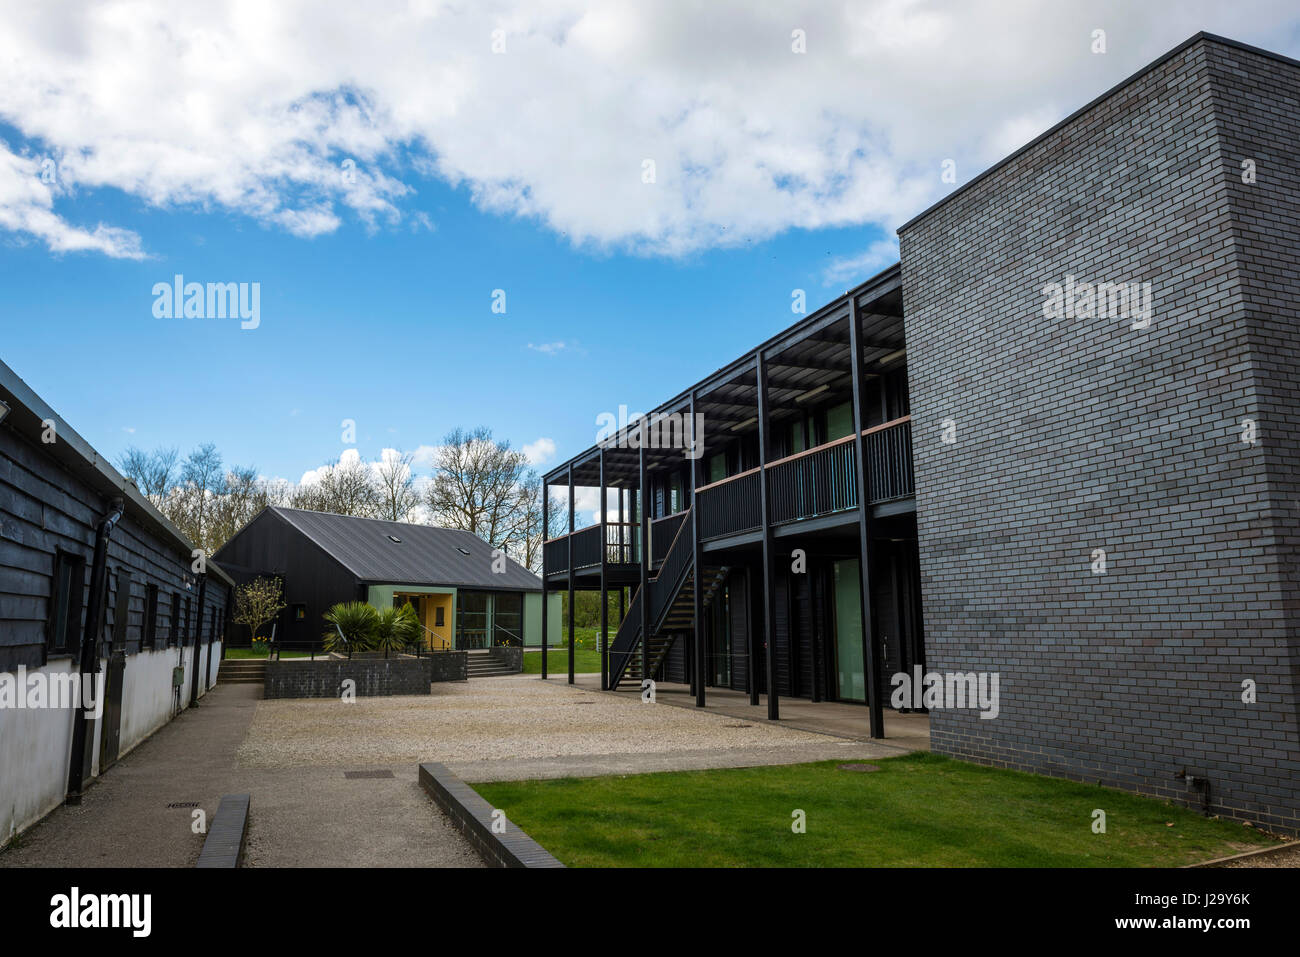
526 341 570 355
523 437 557 465
2 2 1297 258
822 237 900 287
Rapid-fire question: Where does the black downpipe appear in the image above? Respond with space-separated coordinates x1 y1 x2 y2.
66 497 124 805
189 572 208 706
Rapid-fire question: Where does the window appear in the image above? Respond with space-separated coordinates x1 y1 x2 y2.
181 596 191 646
668 473 682 514
47 549 86 657
143 584 159 650
111 573 133 648
707 452 727 484
456 591 490 649
169 592 181 647
493 593 522 646
825 401 854 441
434 605 445 628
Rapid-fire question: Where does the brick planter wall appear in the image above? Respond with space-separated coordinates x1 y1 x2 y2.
263 652 468 699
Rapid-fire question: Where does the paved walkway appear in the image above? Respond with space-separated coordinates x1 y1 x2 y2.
568 673 931 750
235 675 911 783
0 684 482 868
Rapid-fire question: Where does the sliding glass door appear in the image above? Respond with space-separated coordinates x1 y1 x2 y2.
833 559 865 701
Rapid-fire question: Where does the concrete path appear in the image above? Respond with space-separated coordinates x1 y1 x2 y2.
570 673 932 751
0 684 482 868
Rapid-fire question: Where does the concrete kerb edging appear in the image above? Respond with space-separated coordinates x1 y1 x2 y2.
418 762 564 868
1184 840 1300 868
195 794 250 868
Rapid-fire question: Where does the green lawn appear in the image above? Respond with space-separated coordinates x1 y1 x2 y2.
223 646 313 659
521 625 603 674
522 648 602 674
475 753 1279 867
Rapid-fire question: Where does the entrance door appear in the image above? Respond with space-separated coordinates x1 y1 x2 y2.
98 651 126 772
832 559 866 701
428 595 452 649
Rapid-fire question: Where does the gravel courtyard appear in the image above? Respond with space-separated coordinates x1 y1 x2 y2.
237 675 900 781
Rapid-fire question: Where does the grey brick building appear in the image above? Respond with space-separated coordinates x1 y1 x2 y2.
542 33 1299 834
899 33 1300 831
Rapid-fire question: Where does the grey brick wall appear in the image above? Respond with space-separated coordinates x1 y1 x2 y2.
898 36 1300 831
264 652 467 698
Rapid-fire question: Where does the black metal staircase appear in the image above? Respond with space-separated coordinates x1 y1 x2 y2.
607 509 729 691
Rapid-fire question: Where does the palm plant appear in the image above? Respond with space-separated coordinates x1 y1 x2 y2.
323 601 379 653
374 603 420 657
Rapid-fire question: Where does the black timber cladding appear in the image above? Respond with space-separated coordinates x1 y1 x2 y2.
0 358 232 671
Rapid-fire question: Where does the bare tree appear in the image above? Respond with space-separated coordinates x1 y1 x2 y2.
373 449 419 522
168 443 224 552
295 454 379 517
118 446 179 506
426 427 531 551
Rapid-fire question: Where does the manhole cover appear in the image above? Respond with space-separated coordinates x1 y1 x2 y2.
723 723 753 728
837 763 881 773
343 770 395 779
166 801 199 808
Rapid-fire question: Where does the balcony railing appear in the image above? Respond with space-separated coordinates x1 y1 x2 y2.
544 521 639 576
650 511 688 566
697 415 912 540
545 417 914 570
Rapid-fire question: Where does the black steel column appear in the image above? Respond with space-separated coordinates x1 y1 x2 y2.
638 438 650 681
690 390 706 707
541 479 549 679
567 464 575 685
618 489 626 621
756 353 779 720
599 448 608 691
746 565 759 705
848 297 885 739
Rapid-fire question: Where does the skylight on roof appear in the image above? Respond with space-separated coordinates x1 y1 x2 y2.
456 546 471 555
388 535 402 543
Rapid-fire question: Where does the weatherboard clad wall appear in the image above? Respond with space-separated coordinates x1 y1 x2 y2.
898 35 1300 830
0 421 229 671
213 507 359 647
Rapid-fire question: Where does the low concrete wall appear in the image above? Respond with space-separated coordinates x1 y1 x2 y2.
264 652 467 699
419 762 563 868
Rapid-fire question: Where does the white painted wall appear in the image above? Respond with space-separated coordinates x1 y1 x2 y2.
202 641 223 695
0 658 78 845
0 644 208 848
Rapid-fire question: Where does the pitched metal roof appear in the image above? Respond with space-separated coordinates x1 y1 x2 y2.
266 506 542 591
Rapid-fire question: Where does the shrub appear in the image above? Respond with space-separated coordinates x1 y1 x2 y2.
323 601 379 653
375 603 420 656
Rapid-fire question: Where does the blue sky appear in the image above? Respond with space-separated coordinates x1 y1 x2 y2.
1 144 893 481
3 2 1299 490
